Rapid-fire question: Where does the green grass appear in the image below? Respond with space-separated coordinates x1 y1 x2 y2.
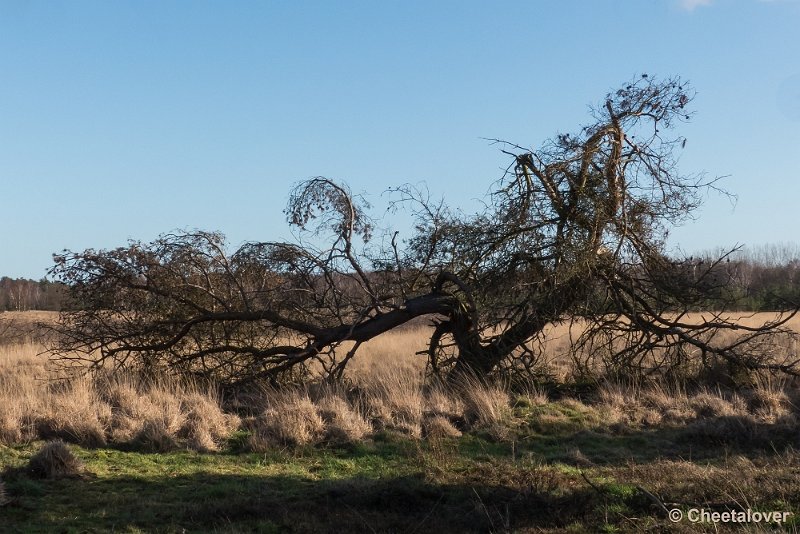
2 400 799 533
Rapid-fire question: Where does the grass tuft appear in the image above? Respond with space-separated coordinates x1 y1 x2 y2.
360 363 424 437
180 392 241 452
422 414 462 439
458 377 512 440
316 393 372 445
748 381 791 421
689 389 737 418
249 389 325 449
27 440 85 479
36 377 110 447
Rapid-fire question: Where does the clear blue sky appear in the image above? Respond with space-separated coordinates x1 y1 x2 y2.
1 0 798 279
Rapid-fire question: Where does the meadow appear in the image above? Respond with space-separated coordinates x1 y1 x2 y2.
0 311 799 532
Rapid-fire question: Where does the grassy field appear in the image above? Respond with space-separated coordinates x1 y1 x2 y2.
1 312 799 532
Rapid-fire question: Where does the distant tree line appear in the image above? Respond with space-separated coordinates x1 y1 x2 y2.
1 243 798 314
708 243 800 311
0 277 66 312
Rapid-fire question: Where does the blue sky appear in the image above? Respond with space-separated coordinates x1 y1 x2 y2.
1 0 798 278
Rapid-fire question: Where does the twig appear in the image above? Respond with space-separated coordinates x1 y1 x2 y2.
472 488 496 531
635 485 670 516
580 472 605 496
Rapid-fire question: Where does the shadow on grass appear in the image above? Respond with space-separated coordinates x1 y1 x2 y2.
3 414 797 533
511 413 800 466
3 470 616 533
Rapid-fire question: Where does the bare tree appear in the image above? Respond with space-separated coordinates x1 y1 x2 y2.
48 75 799 387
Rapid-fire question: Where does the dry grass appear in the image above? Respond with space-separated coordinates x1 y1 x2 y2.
640 384 695 424
1 312 799 453
26 440 84 479
248 389 325 449
246 384 376 449
521 312 800 381
36 376 111 447
592 379 800 450
422 414 462 439
357 361 426 437
0 311 58 345
0 341 238 451
515 384 549 407
747 376 794 421
458 376 512 439
0 342 50 445
316 391 372 445
345 325 431 376
180 391 241 451
425 382 465 420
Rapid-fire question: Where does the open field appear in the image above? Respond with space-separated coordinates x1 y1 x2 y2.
1 312 800 532
6 309 799 380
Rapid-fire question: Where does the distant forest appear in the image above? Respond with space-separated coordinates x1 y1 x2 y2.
694 243 800 311
1 244 798 313
0 277 65 311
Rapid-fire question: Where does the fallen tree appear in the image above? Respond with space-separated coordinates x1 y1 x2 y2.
48 75 799 387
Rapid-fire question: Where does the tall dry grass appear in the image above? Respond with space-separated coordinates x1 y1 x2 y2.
0 337 497 450
1 312 799 451
0 341 239 451
595 379 799 440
